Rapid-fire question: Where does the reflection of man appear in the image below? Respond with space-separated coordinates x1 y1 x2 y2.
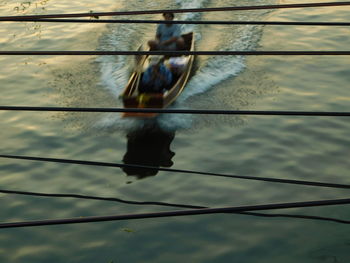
148 12 184 51
122 126 175 179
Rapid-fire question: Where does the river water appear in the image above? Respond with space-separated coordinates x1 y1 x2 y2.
1 0 350 262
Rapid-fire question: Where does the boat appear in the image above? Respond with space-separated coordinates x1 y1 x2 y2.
121 32 195 118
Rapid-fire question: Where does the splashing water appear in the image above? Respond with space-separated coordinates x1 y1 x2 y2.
95 0 272 131
180 24 264 103
176 0 210 32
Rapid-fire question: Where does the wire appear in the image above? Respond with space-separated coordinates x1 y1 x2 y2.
2 19 350 26
1 197 349 228
2 188 349 224
0 2 349 20
241 212 350 224
0 188 200 209
1 154 350 190
1 51 350 56
1 106 350 116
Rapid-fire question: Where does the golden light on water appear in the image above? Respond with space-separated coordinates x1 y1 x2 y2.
1 1 350 263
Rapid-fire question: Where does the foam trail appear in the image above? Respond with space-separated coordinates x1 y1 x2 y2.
96 22 137 97
177 0 271 103
180 24 262 103
176 0 209 32
95 0 270 131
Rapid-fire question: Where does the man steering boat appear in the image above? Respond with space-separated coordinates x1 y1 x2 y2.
148 12 185 51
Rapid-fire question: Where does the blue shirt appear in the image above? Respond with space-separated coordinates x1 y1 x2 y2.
141 64 173 93
156 24 182 50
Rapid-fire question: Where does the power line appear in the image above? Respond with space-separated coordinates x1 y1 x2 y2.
1 154 350 190
1 106 350 116
1 197 349 228
1 51 350 56
0 188 200 209
0 2 349 20
2 188 349 224
242 211 350 224
2 19 350 26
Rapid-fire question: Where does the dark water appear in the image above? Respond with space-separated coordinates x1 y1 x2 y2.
1 0 350 262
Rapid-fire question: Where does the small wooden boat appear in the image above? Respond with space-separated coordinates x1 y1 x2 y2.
121 32 195 118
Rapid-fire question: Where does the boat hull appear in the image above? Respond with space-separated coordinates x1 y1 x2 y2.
121 32 195 118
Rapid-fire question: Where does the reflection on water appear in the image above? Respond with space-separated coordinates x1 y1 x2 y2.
122 124 175 179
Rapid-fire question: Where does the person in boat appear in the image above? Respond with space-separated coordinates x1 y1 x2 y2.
148 12 185 51
139 55 173 93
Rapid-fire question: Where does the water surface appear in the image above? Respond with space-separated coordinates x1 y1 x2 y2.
1 0 350 262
